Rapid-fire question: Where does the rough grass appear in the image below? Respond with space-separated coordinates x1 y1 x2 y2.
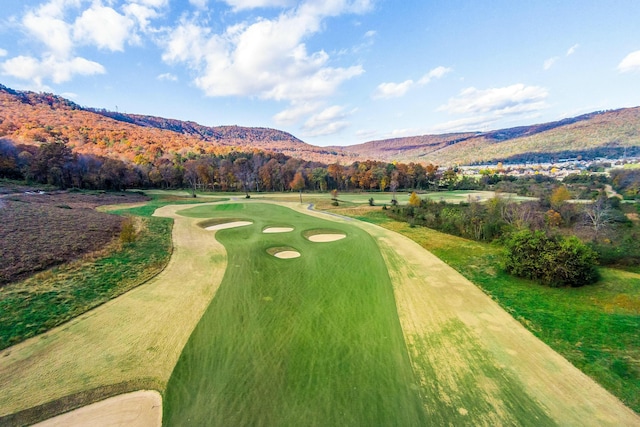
164 202 427 426
0 201 226 426
342 208 640 413
0 191 212 352
0 216 172 350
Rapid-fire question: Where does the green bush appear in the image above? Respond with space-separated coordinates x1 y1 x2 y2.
502 229 599 287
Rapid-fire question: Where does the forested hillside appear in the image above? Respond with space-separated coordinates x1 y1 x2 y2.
0 85 352 165
1 84 638 169
347 108 640 165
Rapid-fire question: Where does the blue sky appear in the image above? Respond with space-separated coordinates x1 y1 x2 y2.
1 0 639 146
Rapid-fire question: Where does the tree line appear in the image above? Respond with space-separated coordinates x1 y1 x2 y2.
0 139 466 193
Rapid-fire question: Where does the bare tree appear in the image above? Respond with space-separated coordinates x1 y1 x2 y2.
583 195 613 240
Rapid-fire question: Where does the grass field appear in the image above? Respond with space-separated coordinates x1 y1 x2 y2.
341 207 640 414
164 202 426 426
1 193 638 426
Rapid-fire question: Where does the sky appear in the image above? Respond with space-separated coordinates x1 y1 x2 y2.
1 0 639 147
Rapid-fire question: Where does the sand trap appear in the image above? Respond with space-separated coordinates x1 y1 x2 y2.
33 390 161 427
205 221 253 231
273 250 301 259
307 233 346 242
263 227 294 233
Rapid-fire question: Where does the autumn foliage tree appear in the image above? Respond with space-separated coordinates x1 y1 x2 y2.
408 191 421 207
290 171 305 202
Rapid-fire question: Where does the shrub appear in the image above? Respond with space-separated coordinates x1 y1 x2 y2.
120 217 137 244
408 191 421 207
503 229 599 287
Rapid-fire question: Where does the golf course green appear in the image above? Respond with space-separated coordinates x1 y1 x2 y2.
164 202 426 425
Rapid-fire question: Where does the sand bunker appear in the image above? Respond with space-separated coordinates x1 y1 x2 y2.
273 250 301 259
205 221 253 231
307 233 346 242
33 390 161 427
263 227 294 233
267 247 301 259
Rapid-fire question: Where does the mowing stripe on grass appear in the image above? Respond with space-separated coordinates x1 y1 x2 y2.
164 202 427 426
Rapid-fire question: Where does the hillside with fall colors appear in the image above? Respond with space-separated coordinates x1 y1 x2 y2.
1 84 639 167
345 108 640 165
0 84 354 165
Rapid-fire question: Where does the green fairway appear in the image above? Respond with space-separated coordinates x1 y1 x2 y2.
164 202 426 426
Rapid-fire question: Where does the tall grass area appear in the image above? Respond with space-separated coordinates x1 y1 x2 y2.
347 208 640 413
164 203 427 426
0 216 171 350
0 192 212 350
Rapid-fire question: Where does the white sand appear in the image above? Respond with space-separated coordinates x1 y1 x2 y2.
307 233 346 242
33 390 161 427
205 221 253 231
263 227 294 233
273 251 301 259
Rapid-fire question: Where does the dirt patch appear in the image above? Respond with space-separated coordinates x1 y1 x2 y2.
33 390 161 427
0 191 147 285
205 221 253 231
263 227 294 233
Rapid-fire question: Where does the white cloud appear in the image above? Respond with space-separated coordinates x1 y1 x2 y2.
74 5 135 51
430 115 495 133
566 44 579 56
302 105 353 137
417 66 451 84
438 84 548 116
220 0 294 10
618 50 640 73
162 0 369 119
23 6 74 57
364 30 376 38
373 80 414 99
543 56 558 70
0 49 7 57
189 0 209 8
544 44 579 71
123 3 162 31
3 0 171 88
131 0 169 7
373 66 450 99
1 54 105 86
157 72 177 81
1 56 42 83
273 101 323 125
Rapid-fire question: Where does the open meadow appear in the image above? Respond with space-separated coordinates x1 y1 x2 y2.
0 192 638 426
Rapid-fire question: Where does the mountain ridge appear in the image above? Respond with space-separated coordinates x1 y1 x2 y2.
1 83 638 166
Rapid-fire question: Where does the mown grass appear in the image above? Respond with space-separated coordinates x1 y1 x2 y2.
342 208 640 413
164 202 427 426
